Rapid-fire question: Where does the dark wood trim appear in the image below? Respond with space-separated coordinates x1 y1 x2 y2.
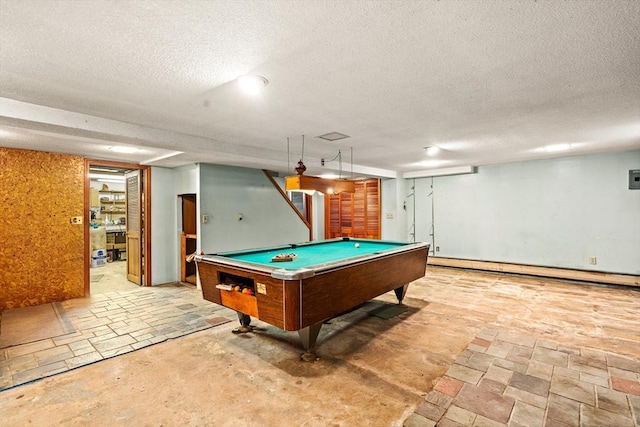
428 257 640 287
143 167 152 286
324 193 331 239
305 193 313 241
262 170 312 233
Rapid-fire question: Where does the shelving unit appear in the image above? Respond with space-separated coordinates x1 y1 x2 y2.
181 233 197 284
180 193 197 285
99 190 127 261
99 190 126 224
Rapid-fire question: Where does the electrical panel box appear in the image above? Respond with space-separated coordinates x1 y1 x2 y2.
630 169 640 190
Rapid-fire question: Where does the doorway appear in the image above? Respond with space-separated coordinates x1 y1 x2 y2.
84 160 151 296
179 193 197 285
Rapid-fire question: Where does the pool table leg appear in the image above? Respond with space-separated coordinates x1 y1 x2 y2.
232 312 253 334
298 322 322 362
394 284 409 303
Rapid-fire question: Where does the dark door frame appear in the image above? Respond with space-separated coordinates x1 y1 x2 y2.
84 159 152 296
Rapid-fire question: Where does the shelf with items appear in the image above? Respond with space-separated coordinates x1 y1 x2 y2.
98 190 127 225
181 233 197 284
106 230 127 261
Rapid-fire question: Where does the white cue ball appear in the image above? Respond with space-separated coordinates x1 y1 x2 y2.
354 243 360 248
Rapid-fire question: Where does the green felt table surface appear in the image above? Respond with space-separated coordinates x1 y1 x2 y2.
221 239 405 269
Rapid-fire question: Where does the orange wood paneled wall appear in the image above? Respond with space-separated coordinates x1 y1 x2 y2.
0 148 85 309
324 179 381 239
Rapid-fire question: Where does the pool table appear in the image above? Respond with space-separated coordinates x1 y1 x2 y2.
195 238 429 358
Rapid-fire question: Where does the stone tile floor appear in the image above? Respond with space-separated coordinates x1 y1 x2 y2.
0 284 237 391
404 328 640 427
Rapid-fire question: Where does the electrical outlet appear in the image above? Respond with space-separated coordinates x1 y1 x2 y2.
70 216 83 224
436 246 440 252
202 215 209 223
589 257 597 265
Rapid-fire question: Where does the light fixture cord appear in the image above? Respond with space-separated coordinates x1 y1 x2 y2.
301 135 305 161
287 137 290 172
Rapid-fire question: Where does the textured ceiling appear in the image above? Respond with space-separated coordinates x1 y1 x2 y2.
1 0 639 177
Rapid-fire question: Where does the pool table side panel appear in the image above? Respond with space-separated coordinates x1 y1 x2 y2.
300 247 428 327
197 262 287 329
282 280 302 331
198 262 222 305
255 277 287 329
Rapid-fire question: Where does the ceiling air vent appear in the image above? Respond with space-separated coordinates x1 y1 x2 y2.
316 132 350 142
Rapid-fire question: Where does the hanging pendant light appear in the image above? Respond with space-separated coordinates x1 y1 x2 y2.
284 136 355 194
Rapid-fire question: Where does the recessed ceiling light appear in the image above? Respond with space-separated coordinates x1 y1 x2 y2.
317 132 350 142
237 75 268 95
423 146 440 156
90 173 125 181
0 129 15 138
543 143 572 152
109 146 138 154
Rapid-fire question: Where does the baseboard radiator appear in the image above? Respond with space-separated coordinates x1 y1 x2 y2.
427 257 640 287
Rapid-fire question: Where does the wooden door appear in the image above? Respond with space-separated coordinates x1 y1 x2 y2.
125 170 142 285
325 179 381 239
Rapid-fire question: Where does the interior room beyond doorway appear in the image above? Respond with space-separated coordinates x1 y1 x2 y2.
89 166 137 294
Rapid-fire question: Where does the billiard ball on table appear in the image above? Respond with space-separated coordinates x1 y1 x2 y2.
354 243 360 248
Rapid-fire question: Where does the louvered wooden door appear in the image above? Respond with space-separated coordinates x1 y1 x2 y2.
325 179 380 239
125 171 142 284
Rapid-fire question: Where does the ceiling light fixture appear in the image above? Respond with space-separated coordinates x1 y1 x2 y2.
237 74 269 95
423 146 440 156
284 136 355 194
109 146 138 154
543 143 572 152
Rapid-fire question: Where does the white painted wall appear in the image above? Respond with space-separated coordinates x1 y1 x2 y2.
150 166 179 284
413 178 434 255
198 164 309 253
412 150 640 275
172 163 200 249
380 179 397 240
173 163 199 194
381 177 412 242
150 151 639 282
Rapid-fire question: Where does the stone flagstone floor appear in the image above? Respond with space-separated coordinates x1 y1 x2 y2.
0 284 237 391
405 328 640 427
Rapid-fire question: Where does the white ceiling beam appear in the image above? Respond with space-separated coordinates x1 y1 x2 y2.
403 166 476 179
